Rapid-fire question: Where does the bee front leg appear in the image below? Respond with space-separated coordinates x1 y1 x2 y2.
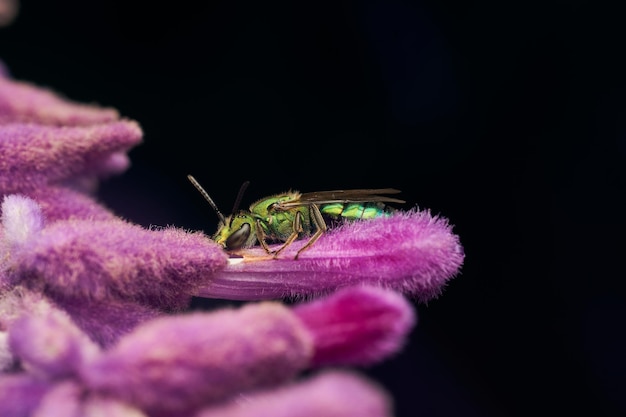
255 219 272 254
272 211 304 259
294 204 327 259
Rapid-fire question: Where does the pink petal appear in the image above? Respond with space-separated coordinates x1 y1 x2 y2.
197 210 464 301
197 370 393 417
31 380 147 417
82 303 314 416
54 297 162 348
90 152 131 177
0 121 143 194
30 380 83 417
0 77 119 126
0 278 161 350
10 220 227 310
0 373 53 417
8 302 100 379
81 396 148 417
24 186 118 222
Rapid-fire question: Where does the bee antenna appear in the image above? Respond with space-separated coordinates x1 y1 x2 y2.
231 180 250 214
187 175 226 225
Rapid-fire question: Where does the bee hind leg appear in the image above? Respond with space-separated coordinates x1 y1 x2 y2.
294 204 327 259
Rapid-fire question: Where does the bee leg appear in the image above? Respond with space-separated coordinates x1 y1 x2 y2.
255 219 272 254
272 211 304 259
294 204 327 259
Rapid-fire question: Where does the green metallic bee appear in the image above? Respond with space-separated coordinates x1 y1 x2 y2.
187 175 405 259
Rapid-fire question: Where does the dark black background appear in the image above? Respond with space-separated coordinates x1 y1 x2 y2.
1 1 625 416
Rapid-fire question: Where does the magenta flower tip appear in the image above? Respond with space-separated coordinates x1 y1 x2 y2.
197 209 464 301
294 285 416 366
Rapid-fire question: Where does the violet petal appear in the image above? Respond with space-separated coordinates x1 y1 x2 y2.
31 380 148 417
10 219 227 310
196 370 393 417
197 210 464 301
293 286 416 366
53 296 163 348
0 287 42 330
0 76 119 126
8 301 100 379
81 396 149 417
82 303 314 416
90 151 132 177
24 186 118 223
0 373 53 417
0 121 142 194
31 380 83 417
0 284 160 351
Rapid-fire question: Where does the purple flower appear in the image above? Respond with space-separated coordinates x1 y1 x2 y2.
198 210 464 302
0 67 143 227
1 285 412 417
0 58 463 417
0 69 228 345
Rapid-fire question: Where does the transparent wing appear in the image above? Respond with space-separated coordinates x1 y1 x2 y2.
278 189 405 208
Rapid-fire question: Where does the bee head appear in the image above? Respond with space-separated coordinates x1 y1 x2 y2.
213 214 257 250
187 176 255 251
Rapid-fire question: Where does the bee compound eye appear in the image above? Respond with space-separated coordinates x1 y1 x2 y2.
225 222 251 250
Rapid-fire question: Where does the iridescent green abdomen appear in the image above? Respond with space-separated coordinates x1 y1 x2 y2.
320 202 390 220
